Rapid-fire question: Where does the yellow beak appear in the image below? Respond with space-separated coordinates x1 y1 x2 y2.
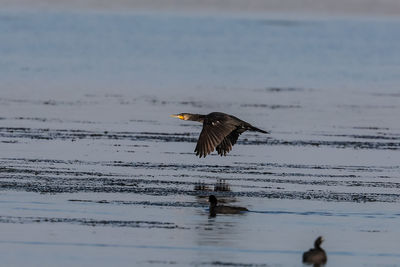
170 114 184 120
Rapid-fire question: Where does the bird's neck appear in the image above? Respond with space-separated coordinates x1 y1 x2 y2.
210 202 217 209
209 209 216 217
187 114 205 123
209 203 217 216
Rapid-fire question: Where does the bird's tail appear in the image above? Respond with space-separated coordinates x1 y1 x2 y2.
249 126 269 134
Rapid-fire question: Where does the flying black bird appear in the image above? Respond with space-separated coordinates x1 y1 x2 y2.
208 195 248 217
302 236 327 266
170 112 268 157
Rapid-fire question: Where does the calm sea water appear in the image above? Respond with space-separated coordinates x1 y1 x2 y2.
0 10 400 266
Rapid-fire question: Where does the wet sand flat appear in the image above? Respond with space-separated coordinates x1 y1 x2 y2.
1 9 400 266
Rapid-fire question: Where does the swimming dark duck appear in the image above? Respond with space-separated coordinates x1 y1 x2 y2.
302 236 327 266
208 195 248 217
170 112 268 157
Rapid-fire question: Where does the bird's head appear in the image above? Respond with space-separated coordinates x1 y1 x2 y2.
208 195 218 205
315 236 324 248
170 113 191 120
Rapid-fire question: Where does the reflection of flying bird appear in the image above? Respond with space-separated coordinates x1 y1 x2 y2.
302 236 327 266
208 195 248 217
171 112 269 158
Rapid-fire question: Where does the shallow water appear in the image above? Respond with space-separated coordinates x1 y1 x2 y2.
0 10 400 266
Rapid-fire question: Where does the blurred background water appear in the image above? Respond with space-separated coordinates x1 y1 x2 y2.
2 11 400 91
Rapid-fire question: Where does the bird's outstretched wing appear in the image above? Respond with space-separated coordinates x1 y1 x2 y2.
195 120 236 158
216 130 240 156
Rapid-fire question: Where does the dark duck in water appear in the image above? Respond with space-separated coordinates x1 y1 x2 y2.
302 236 327 266
208 195 248 217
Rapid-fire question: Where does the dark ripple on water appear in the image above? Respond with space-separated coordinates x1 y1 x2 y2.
0 159 400 202
1 127 399 150
1 157 399 202
0 216 187 229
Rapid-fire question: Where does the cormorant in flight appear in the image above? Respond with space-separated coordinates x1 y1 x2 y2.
171 112 268 158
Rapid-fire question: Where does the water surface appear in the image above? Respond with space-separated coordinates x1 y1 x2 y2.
0 10 400 266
